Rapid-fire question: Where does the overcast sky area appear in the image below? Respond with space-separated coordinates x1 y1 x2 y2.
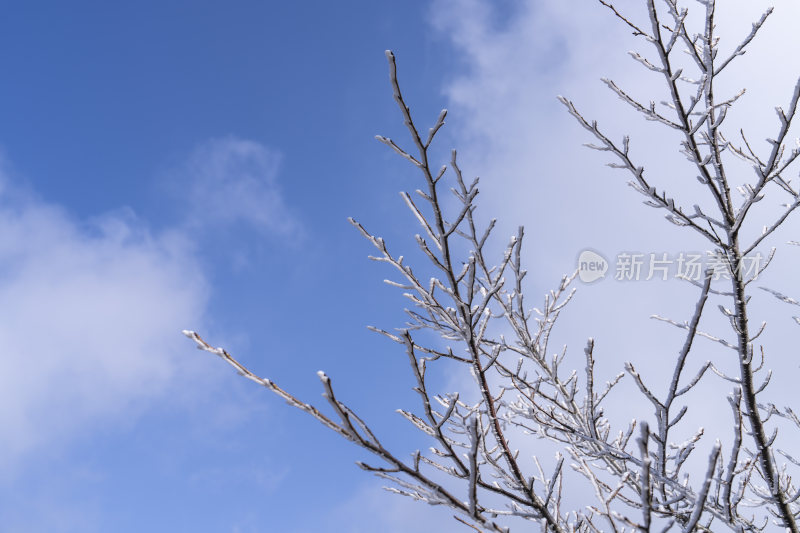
2 1 800 531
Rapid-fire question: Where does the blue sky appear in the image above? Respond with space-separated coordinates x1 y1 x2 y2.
2 1 800 532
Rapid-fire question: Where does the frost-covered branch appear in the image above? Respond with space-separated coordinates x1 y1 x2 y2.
561 0 800 530
184 2 800 530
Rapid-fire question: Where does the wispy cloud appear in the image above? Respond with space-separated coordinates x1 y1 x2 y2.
171 137 301 239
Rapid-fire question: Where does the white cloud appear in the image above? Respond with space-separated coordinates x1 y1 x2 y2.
172 137 301 239
425 0 800 524
428 0 800 368
0 168 211 472
0 133 302 484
